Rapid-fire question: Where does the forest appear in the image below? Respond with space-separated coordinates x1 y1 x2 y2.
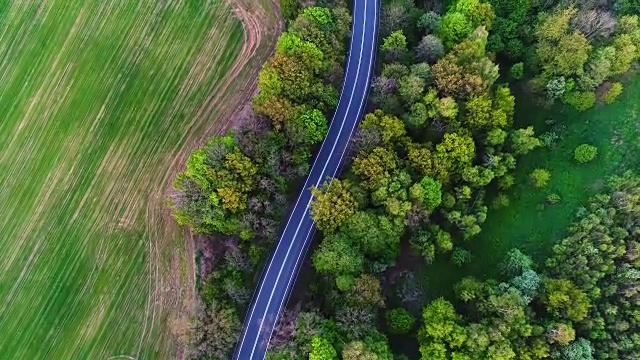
170 0 640 359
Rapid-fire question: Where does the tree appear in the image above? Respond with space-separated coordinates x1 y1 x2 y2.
415 35 445 63
432 28 499 99
551 338 594 360
352 147 400 190
409 176 443 212
563 91 596 112
510 62 524 80
546 323 575 346
348 274 386 308
454 276 485 302
418 11 441 33
510 126 541 156
439 12 472 48
398 74 426 105
602 82 623 104
419 298 468 358
310 178 357 232
534 7 592 78
339 211 404 261
360 110 406 144
386 307 416 334
438 0 495 48
500 248 533 277
309 336 338 360
287 107 328 145
434 133 476 180
510 269 541 304
312 233 364 277
188 302 242 360
543 278 591 322
574 144 597 163
381 30 408 62
530 168 551 188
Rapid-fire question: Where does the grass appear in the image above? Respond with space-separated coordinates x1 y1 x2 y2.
0 2 249 358
422 74 640 298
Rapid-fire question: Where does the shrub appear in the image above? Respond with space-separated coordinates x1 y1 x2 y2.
563 91 596 111
602 82 623 104
386 307 415 334
574 144 598 163
539 131 559 148
546 193 561 205
492 193 510 209
530 168 551 188
498 174 515 190
451 247 472 267
510 62 524 80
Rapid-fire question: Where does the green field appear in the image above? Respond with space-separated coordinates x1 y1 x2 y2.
0 2 247 358
423 75 640 297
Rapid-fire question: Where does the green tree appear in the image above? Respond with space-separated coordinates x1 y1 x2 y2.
574 144 597 163
454 276 485 302
510 126 541 156
310 179 357 232
287 107 328 145
312 233 364 276
398 74 426 105
543 278 591 322
432 28 499 99
352 147 400 190
409 176 443 212
386 307 416 334
500 248 533 277
419 298 468 359
530 168 551 188
309 336 338 360
534 7 592 78
602 82 623 104
381 30 408 62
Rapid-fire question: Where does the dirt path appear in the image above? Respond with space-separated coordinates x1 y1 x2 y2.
143 1 282 358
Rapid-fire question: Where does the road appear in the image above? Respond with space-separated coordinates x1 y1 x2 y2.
233 0 379 358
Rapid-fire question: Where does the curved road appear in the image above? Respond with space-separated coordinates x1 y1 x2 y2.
234 0 379 358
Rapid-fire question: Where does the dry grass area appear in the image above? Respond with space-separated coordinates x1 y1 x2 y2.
0 1 280 358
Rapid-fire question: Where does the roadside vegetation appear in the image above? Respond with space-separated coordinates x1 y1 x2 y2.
170 1 352 358
172 0 640 359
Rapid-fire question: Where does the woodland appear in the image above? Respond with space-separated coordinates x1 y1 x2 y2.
170 0 640 359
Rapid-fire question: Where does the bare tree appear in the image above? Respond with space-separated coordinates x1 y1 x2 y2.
572 9 617 39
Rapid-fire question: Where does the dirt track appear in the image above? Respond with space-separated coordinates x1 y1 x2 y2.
145 1 283 358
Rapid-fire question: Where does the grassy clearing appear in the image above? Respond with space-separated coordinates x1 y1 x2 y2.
0 1 252 358
421 74 640 297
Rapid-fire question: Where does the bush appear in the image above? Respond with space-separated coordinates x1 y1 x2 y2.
602 82 623 104
386 307 415 334
451 247 472 267
574 144 598 163
539 131 560 148
563 91 596 112
546 193 561 205
510 62 524 80
530 168 551 188
492 193 510 209
498 174 515 190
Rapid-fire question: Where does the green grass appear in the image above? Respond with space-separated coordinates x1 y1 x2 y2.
423 75 640 297
0 2 244 358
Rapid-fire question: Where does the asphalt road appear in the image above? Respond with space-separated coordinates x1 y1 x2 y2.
233 0 379 358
